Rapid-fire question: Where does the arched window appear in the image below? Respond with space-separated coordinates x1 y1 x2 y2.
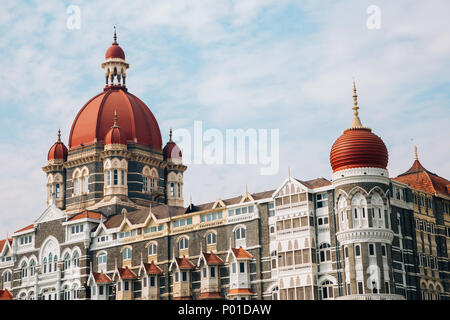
53 255 58 271
321 280 334 299
48 253 53 272
72 284 79 300
107 170 111 186
83 176 88 193
64 253 71 270
271 251 277 269
98 253 107 265
43 257 47 273
2 270 12 283
170 182 175 198
235 227 246 240
179 237 189 250
351 193 367 228
148 243 157 256
73 251 80 268
206 232 217 245
55 183 61 198
319 243 331 262
29 260 36 276
75 176 81 195
21 261 28 278
63 287 70 300
122 248 132 261
177 183 181 198
121 170 125 186
371 193 384 228
113 169 118 185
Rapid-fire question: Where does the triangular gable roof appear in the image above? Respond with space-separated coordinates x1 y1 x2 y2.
272 177 306 198
0 289 13 300
90 271 112 284
169 256 195 271
212 199 226 209
240 192 254 204
197 252 224 267
226 247 253 262
115 266 138 280
394 159 450 197
141 261 163 275
0 238 12 256
35 203 66 224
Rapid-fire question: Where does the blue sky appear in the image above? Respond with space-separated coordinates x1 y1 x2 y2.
0 0 449 236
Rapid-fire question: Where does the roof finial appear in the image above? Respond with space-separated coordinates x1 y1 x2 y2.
113 26 118 45
350 79 364 128
57 128 61 142
189 194 193 210
169 128 173 142
414 145 418 161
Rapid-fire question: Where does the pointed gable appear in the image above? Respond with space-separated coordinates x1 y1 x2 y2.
175 256 196 269
92 271 112 283
394 159 450 197
201 252 224 266
143 261 163 275
117 266 138 279
0 289 13 300
231 247 253 260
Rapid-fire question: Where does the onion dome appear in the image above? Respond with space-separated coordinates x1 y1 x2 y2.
163 128 182 163
48 129 68 161
105 111 127 146
105 28 125 60
330 82 388 173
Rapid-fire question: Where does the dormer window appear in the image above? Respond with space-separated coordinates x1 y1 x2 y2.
206 233 217 245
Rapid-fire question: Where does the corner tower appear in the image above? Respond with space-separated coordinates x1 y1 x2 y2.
330 82 402 300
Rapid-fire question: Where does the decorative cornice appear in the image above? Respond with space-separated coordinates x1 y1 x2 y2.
336 228 394 245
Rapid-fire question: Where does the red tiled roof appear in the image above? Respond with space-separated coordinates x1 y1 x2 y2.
0 289 13 300
199 292 223 300
0 238 12 252
117 266 138 279
394 159 450 197
15 224 34 233
231 247 253 259
203 252 224 265
176 256 195 269
143 262 163 275
228 288 254 295
69 211 105 221
93 272 112 283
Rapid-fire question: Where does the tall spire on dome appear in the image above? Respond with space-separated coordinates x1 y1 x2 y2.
351 80 363 128
113 26 118 45
169 128 173 142
113 110 119 128
345 80 371 132
414 145 418 161
57 128 61 142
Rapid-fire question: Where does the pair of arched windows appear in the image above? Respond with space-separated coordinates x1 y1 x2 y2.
206 232 217 245
20 260 36 278
106 169 126 186
142 167 158 193
73 168 89 196
148 243 157 256
63 251 80 270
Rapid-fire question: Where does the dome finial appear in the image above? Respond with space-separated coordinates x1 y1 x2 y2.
57 128 61 142
351 79 363 128
169 128 173 142
113 26 118 45
414 145 418 161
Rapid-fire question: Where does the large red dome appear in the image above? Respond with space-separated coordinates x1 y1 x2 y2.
69 86 162 150
330 128 388 173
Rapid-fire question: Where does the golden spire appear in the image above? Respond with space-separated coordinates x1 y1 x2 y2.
113 26 118 45
345 80 371 132
351 80 363 128
414 145 418 161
